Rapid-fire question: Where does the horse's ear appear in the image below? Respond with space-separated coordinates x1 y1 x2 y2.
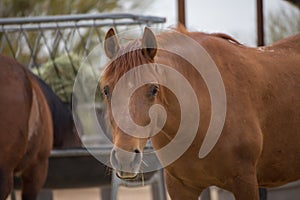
104 28 120 59
142 27 157 60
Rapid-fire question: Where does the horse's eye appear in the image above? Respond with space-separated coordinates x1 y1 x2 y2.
150 85 158 97
103 85 109 97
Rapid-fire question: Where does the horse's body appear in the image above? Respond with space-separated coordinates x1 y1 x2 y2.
0 55 53 200
0 54 81 200
101 27 300 200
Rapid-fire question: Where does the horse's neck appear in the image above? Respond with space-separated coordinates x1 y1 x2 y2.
152 34 212 151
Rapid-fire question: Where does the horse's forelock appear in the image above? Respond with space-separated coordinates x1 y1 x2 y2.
101 39 153 87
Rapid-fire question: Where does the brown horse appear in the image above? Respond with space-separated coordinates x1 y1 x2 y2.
0 54 53 200
100 27 300 200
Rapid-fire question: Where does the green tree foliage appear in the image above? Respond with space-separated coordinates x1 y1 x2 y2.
266 3 300 44
0 0 151 17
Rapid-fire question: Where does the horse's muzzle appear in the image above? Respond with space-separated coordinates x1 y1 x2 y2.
116 170 138 180
110 147 142 180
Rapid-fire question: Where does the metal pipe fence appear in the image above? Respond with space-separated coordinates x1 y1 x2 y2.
0 13 165 103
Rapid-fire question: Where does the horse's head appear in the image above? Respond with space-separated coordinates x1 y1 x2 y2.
100 27 164 179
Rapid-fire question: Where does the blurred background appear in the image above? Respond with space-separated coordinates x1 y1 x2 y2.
0 0 299 46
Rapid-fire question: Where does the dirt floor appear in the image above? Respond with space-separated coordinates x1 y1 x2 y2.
9 186 171 200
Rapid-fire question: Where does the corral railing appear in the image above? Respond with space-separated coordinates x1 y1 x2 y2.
0 13 165 66
0 13 166 102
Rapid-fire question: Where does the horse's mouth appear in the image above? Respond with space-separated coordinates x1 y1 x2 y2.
116 170 138 180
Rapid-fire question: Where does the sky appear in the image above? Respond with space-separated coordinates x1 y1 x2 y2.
135 0 297 46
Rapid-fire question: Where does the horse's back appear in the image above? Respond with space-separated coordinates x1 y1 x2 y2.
269 33 300 53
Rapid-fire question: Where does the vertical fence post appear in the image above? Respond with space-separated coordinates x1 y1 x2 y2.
178 0 186 27
257 0 264 46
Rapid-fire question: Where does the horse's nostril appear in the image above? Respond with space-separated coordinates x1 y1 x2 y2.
134 149 140 154
110 149 120 168
112 149 117 158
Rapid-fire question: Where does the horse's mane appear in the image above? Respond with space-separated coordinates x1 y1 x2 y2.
30 72 75 148
101 39 153 88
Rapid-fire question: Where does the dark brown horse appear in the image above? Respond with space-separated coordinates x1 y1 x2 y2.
0 54 53 200
33 74 82 149
100 27 300 200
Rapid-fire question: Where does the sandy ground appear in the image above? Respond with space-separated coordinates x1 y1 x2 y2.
8 186 171 200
